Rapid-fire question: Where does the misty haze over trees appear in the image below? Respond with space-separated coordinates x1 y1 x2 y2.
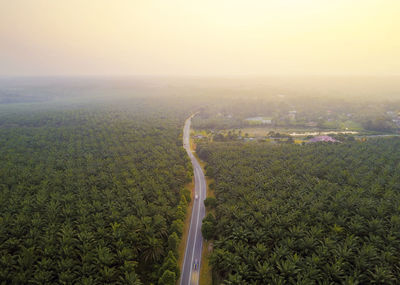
2 0 400 284
1 77 400 284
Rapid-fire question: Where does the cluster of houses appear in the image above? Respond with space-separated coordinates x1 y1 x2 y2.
307 135 339 143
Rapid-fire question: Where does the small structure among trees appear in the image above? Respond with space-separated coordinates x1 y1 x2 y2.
308 135 339 143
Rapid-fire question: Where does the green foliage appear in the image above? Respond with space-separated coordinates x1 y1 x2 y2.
201 213 216 240
158 270 175 285
363 117 397 132
159 251 179 279
199 139 400 284
167 233 180 254
0 106 190 284
181 188 192 203
204 197 217 209
171 219 184 238
175 206 186 220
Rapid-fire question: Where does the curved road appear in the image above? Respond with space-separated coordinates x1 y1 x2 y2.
180 115 206 285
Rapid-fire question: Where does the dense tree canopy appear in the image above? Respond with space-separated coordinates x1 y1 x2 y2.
198 139 400 284
0 105 192 284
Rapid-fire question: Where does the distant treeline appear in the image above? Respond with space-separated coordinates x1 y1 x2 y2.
192 97 400 133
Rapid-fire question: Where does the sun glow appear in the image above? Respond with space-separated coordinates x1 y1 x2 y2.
0 0 399 76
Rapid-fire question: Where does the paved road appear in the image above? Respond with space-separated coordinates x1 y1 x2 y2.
180 114 206 285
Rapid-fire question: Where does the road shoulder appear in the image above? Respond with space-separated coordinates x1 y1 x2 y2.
192 146 213 285
177 178 195 284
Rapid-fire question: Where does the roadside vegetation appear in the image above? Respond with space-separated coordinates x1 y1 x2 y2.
198 139 400 284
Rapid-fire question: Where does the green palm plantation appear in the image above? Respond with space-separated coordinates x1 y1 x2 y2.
0 104 192 284
198 139 400 284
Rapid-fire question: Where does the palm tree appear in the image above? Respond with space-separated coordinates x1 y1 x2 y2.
96 246 114 266
121 271 142 285
141 237 164 263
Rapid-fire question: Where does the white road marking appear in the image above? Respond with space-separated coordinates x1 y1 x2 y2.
181 115 205 285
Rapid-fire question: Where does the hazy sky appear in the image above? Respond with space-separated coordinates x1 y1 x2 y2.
1 0 399 76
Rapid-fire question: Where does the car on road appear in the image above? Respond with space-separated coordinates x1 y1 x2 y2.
195 194 198 199
193 259 199 270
